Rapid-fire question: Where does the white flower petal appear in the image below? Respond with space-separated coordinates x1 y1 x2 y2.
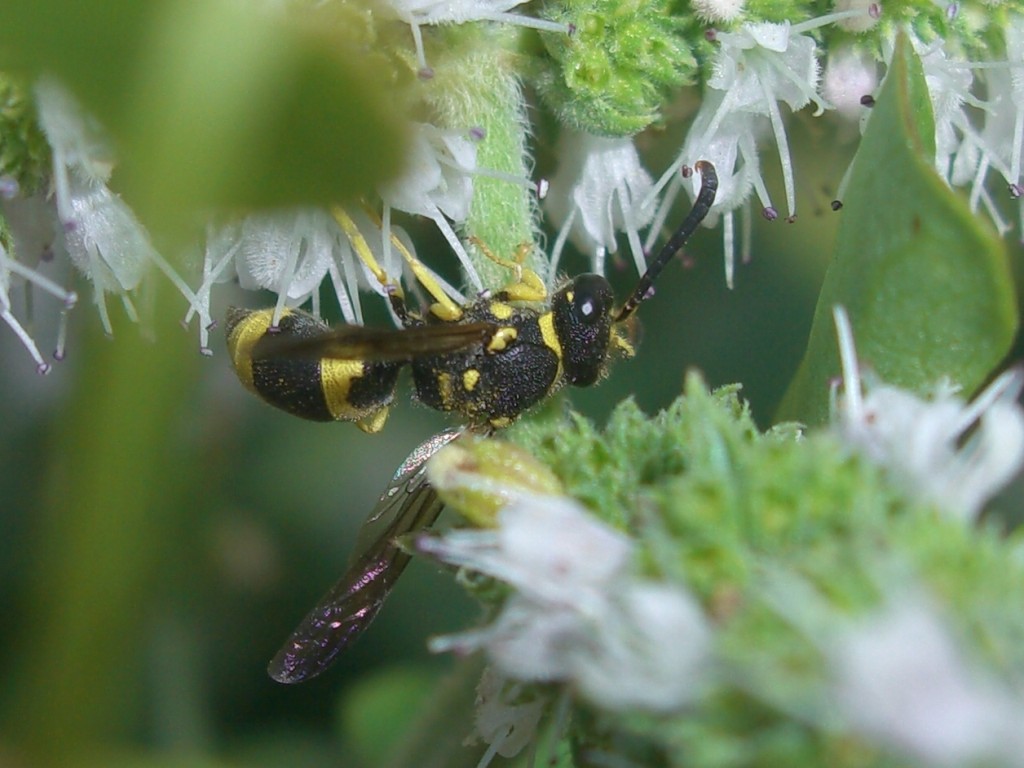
63 180 153 293
544 131 654 277
831 600 1024 765
833 306 1024 520
378 123 476 222
234 210 337 300
710 22 823 114
572 582 711 712
472 669 546 759
823 47 879 120
421 494 632 605
35 78 113 186
426 493 710 713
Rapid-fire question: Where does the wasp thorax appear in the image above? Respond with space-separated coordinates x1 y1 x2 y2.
553 273 615 387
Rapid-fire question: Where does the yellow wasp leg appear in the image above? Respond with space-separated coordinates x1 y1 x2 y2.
333 207 404 300
341 205 464 323
356 407 390 434
385 226 464 322
468 237 547 303
610 322 637 358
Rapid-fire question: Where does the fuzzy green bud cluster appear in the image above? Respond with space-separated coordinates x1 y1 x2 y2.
535 0 699 136
858 0 1021 52
470 373 1024 766
0 75 50 198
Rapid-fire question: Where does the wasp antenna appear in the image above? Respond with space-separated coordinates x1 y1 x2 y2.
616 161 718 323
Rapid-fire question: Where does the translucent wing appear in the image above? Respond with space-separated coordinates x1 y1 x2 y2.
253 321 497 363
268 429 461 684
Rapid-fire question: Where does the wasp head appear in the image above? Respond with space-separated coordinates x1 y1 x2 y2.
552 273 616 387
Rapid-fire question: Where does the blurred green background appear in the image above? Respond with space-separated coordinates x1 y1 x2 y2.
1 2 1021 765
0 130 853 767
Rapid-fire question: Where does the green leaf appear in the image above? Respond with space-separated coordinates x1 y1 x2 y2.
0 0 408 235
338 665 440 768
380 657 492 768
777 33 1018 426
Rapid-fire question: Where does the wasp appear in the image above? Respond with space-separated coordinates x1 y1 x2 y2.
226 161 718 683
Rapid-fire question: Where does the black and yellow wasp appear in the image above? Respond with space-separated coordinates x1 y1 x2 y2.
226 161 718 684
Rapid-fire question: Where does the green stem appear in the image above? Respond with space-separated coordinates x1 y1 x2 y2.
428 30 542 289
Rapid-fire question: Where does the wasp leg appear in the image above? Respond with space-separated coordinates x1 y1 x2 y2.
468 236 547 303
385 225 465 322
332 207 418 325
336 206 465 324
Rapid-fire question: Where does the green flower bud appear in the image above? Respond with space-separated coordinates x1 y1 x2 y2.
427 436 564 527
535 0 699 137
0 74 51 196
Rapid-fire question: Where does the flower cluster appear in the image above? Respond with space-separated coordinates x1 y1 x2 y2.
0 1 1022 371
400 357 1024 764
2 2 1023 765
832 305 1024 522
2 80 502 358
419 492 711 723
830 596 1024 766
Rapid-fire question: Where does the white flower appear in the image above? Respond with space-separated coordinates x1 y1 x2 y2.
386 0 568 72
182 223 243 354
905 36 980 188
894 31 1020 238
35 78 200 337
0 240 77 374
234 211 338 302
470 668 547 762
230 208 366 330
422 493 711 713
0 194 79 370
61 180 152 297
1002 16 1024 195
830 598 1024 766
211 202 468 341
709 21 826 116
701 19 826 218
378 123 484 291
822 46 880 121
379 124 476 223
544 131 655 283
419 492 632 606
55 177 200 337
684 102 766 286
647 93 767 288
187 207 379 352
832 306 1024 521
970 64 1021 234
832 0 880 32
570 580 711 712
647 9 871 287
34 78 113 188
950 16 1024 235
691 0 746 23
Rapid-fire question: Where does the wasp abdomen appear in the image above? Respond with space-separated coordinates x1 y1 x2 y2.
226 307 400 431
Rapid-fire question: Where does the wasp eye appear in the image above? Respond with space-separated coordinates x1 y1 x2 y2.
576 294 599 320
570 274 614 321
553 274 614 387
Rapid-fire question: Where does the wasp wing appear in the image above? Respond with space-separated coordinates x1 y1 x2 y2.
268 429 461 684
254 321 497 363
